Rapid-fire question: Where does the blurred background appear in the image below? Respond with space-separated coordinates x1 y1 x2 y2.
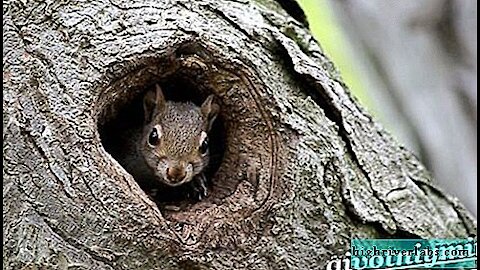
297 0 477 216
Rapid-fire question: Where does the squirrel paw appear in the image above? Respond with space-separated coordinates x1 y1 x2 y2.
189 174 208 201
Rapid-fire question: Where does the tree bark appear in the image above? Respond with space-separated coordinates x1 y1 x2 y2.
3 0 476 269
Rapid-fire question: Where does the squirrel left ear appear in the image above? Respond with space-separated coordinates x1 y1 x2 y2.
143 84 166 123
201 95 220 130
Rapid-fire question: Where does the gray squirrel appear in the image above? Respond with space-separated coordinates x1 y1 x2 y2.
122 84 219 200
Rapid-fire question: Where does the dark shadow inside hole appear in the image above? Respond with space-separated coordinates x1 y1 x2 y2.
99 78 225 208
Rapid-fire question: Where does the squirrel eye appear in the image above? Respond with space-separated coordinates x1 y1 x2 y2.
148 127 160 146
199 137 209 154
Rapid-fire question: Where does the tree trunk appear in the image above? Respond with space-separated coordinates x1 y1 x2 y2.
3 0 476 269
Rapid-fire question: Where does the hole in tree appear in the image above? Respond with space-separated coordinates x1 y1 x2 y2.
98 71 226 210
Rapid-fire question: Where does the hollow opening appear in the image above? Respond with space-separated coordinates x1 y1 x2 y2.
98 69 226 210
94 45 283 242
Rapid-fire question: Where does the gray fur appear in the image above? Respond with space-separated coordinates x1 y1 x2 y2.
130 88 219 197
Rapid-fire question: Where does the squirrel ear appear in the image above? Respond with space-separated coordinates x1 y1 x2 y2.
143 84 166 123
201 94 219 130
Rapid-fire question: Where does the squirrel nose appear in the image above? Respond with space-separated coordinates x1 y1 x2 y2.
166 166 186 182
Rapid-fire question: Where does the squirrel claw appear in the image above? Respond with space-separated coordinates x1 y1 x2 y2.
190 174 208 201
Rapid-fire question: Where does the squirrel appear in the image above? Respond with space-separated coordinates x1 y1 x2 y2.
121 84 219 200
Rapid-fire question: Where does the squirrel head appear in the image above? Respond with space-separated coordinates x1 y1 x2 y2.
139 84 219 186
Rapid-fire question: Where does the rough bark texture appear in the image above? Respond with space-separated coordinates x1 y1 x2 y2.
3 0 476 269
328 0 477 216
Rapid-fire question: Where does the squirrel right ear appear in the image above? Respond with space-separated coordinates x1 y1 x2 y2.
143 84 166 123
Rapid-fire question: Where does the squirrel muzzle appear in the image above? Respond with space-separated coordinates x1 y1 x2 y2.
166 166 186 183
